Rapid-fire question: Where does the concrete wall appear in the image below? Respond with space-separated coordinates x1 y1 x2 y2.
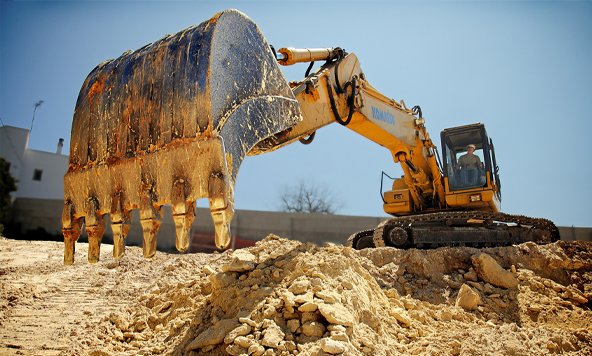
5 198 388 251
557 226 592 243
5 198 591 253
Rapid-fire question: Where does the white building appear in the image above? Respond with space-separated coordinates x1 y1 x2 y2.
0 125 68 201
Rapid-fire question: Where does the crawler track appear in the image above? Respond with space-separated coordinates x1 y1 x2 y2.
346 211 559 250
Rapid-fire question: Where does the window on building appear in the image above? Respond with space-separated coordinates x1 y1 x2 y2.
33 169 43 181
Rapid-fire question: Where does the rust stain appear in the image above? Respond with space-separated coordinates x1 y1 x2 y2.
87 74 105 108
225 152 233 177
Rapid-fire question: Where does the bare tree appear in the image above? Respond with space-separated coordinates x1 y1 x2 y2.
277 180 342 214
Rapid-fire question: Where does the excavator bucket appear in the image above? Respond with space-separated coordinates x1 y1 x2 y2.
62 9 302 264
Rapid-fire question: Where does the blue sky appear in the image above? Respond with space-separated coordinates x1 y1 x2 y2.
1 1 591 227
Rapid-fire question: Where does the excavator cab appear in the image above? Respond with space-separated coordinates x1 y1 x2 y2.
441 123 502 211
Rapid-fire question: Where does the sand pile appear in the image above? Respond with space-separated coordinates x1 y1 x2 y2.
1 235 591 355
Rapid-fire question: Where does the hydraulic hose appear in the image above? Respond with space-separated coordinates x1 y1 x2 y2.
326 76 356 126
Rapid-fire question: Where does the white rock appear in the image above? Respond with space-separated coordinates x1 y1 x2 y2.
320 338 347 354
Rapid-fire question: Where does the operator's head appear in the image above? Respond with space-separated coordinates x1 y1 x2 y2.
466 144 475 153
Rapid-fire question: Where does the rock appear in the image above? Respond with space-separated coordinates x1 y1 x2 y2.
113 329 124 341
222 250 257 273
318 304 354 327
294 291 314 304
289 277 310 295
203 265 215 275
566 286 588 304
389 307 412 327
298 302 319 312
109 312 131 332
287 319 300 333
233 336 256 348
455 284 481 311
471 253 518 288
341 280 354 290
315 290 341 304
280 291 297 312
209 272 238 289
320 338 347 354
385 288 400 298
238 317 258 327
463 268 478 282
261 320 285 348
301 321 325 337
467 281 483 291
302 311 321 323
186 318 240 351
248 344 266 356
330 330 349 342
225 344 247 356
134 317 148 332
224 323 252 344
88 349 113 356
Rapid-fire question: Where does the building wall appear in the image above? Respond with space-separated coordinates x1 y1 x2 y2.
18 149 68 200
0 126 29 186
0 125 68 201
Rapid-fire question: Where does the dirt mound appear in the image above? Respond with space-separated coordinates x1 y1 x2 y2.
1 236 591 355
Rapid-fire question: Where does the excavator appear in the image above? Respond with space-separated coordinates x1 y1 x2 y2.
61 9 558 264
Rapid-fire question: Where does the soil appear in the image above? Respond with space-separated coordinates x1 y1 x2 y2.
0 235 590 356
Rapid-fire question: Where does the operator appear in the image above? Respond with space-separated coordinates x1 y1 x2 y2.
456 144 483 186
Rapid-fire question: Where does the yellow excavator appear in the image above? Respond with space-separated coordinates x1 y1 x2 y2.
61 9 557 264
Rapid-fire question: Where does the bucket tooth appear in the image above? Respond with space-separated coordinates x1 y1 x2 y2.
86 221 106 263
173 209 194 252
85 198 106 263
172 180 195 253
110 193 132 260
141 217 161 259
140 189 162 259
211 207 233 250
62 201 82 265
208 173 234 250
63 226 82 265
111 221 131 260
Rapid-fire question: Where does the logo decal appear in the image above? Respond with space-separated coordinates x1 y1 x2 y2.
371 106 395 125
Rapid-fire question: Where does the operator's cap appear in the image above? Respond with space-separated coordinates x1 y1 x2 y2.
466 144 476 150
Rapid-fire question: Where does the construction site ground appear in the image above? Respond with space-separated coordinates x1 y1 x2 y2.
0 234 591 356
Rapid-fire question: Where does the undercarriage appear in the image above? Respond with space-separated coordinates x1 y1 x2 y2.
346 211 559 250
